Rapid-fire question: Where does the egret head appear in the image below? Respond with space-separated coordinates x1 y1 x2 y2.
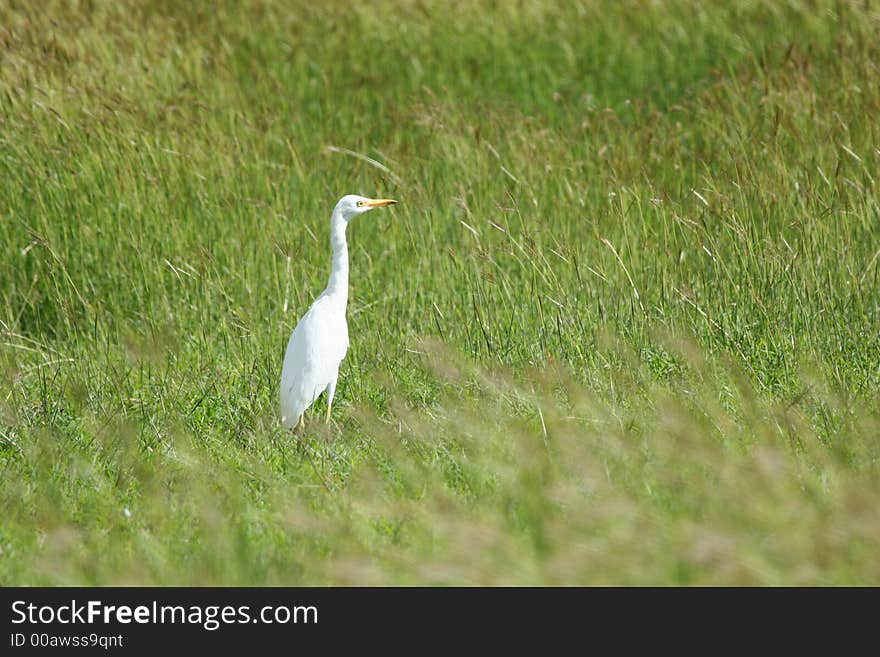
334 194 397 222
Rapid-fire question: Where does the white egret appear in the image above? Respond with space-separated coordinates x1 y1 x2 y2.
280 194 397 429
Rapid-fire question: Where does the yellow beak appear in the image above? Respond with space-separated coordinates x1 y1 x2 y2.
363 198 397 208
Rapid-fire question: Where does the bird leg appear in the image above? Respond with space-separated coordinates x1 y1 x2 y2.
325 378 337 425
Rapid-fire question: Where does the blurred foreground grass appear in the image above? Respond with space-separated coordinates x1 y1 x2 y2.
0 0 878 584
4 339 880 585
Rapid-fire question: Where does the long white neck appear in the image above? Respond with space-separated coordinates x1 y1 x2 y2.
323 207 349 306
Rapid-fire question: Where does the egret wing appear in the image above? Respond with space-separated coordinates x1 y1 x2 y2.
279 295 349 426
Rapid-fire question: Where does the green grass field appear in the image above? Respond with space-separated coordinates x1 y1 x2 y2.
1 0 878 585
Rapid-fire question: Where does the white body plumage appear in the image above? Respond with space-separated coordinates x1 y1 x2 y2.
280 194 396 428
279 293 349 428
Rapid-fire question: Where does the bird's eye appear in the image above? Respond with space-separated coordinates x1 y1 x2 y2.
356 201 364 207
